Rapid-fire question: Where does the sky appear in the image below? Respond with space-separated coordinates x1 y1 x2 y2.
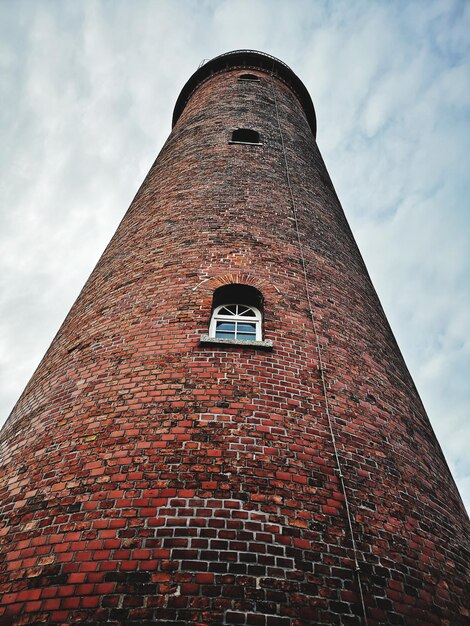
0 0 469 513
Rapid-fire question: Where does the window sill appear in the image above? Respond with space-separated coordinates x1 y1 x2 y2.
199 334 273 350
228 141 263 146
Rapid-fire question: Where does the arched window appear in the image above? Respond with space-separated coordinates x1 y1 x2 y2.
206 284 266 344
201 284 272 349
230 128 261 144
238 73 260 82
210 304 262 341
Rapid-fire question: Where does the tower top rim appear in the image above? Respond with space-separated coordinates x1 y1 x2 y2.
172 49 317 137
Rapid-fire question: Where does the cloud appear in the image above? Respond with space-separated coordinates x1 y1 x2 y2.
0 0 468 513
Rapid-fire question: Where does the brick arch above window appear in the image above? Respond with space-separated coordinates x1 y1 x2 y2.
194 272 279 302
195 273 278 350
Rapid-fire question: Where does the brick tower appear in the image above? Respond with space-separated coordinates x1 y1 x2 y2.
1 50 469 626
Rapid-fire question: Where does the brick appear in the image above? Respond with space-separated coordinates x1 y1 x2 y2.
0 49 468 626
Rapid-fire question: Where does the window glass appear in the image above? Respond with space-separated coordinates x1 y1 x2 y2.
231 129 260 144
210 304 261 341
215 321 236 339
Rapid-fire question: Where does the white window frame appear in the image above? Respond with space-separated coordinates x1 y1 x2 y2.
209 304 262 342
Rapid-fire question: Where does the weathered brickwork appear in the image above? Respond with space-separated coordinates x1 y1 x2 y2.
1 51 469 625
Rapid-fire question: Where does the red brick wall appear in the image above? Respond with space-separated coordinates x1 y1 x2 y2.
1 56 469 625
